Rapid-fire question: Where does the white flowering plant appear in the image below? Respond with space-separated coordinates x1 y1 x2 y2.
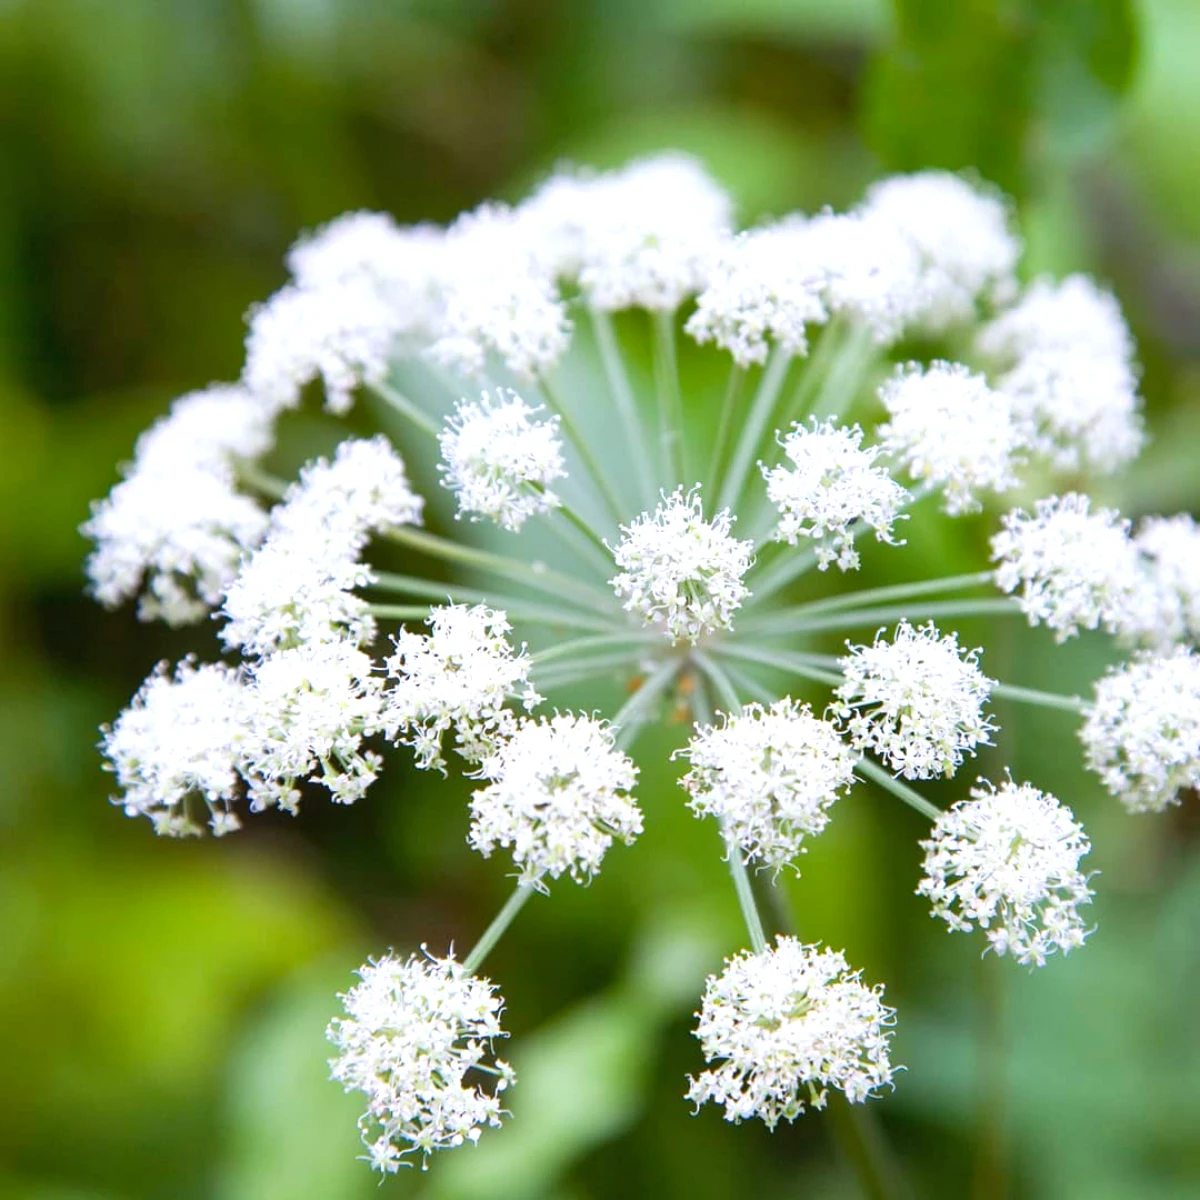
84 154 1199 1178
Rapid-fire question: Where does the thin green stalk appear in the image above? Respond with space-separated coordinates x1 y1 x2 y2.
809 321 875 424
535 651 650 690
540 375 627 526
368 604 439 622
371 382 440 439
652 309 686 486
690 649 744 715
237 462 289 501
826 1094 913 1200
990 682 1086 714
590 307 656 509
745 598 1022 638
718 660 775 705
717 345 793 515
707 363 747 496
369 572 617 632
715 642 844 688
533 632 660 664
611 656 683 750
773 316 846 436
381 524 616 615
766 571 995 622
463 884 536 973
545 493 613 566
855 757 942 822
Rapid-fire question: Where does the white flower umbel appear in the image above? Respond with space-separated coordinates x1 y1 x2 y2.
1081 648 1200 814
1122 515 1200 648
991 494 1140 642
877 361 1024 515
327 950 514 1172
834 621 996 780
468 713 641 888
859 171 1019 330
438 390 566 531
83 385 273 625
611 487 754 644
383 604 542 773
917 778 1093 967
679 699 858 872
102 658 248 838
242 640 384 814
685 226 827 367
221 437 422 655
763 419 909 570
978 275 1143 474
688 937 896 1126
243 278 405 415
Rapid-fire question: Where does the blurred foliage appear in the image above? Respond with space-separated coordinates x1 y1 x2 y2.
1 0 1198 1197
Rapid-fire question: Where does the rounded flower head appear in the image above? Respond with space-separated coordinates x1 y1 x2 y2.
917 777 1093 966
834 621 996 780
327 950 514 1172
383 604 542 773
1122 515 1200 649
688 937 896 1126
679 699 858 872
877 361 1024 515
101 658 248 838
610 487 754 644
763 419 909 570
1081 647 1200 814
438 389 566 532
468 713 641 888
991 493 1140 642
684 225 827 366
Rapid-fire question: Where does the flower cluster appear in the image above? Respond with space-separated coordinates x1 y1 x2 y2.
86 150 1195 1173
327 950 514 1171
833 622 996 780
687 937 896 1126
679 699 858 871
917 778 1093 966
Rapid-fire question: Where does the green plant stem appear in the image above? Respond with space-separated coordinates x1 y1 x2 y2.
714 642 844 688
590 307 656 509
826 1093 912 1200
533 632 659 664
610 656 683 750
652 309 686 486
707 363 747 496
717 660 775 705
463 884 537 973
236 461 289 500
381 524 616 615
534 654 650 690
854 757 942 822
809 320 875 424
371 382 440 438
766 571 996 622
990 682 1086 713
745 598 1022 638
717 345 792 514
690 649 744 715
544 491 613 565
539 374 627 526
368 604 440 622
369 572 617 632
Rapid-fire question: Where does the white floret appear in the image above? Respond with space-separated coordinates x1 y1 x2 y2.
917 777 1093 967
468 712 641 888
833 621 996 780
1120 515 1200 648
687 937 896 1127
678 699 858 872
991 494 1140 642
684 225 827 366
763 419 909 570
382 604 542 773
1081 647 1200 814
610 486 754 643
438 390 566 531
327 950 514 1172
877 361 1025 515
101 658 248 837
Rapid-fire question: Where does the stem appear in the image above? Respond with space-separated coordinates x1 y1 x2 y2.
989 682 1086 713
717 345 792 515
381 524 616 615
590 307 656 509
707 363 746 496
237 462 289 501
809 321 875 424
774 316 845 436
369 572 617 632
854 757 942 822
371 382 440 439
715 642 844 688
690 650 744 715
535 655 649 690
765 571 995 622
717 660 776 705
539 374 627 526
826 1094 912 1200
610 656 683 750
652 309 686 486
368 604 436 621
745 598 1022 638
533 632 660 664
463 884 536 973
546 493 613 565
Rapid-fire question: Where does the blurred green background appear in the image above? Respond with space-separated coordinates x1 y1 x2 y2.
2 1 1200 1197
